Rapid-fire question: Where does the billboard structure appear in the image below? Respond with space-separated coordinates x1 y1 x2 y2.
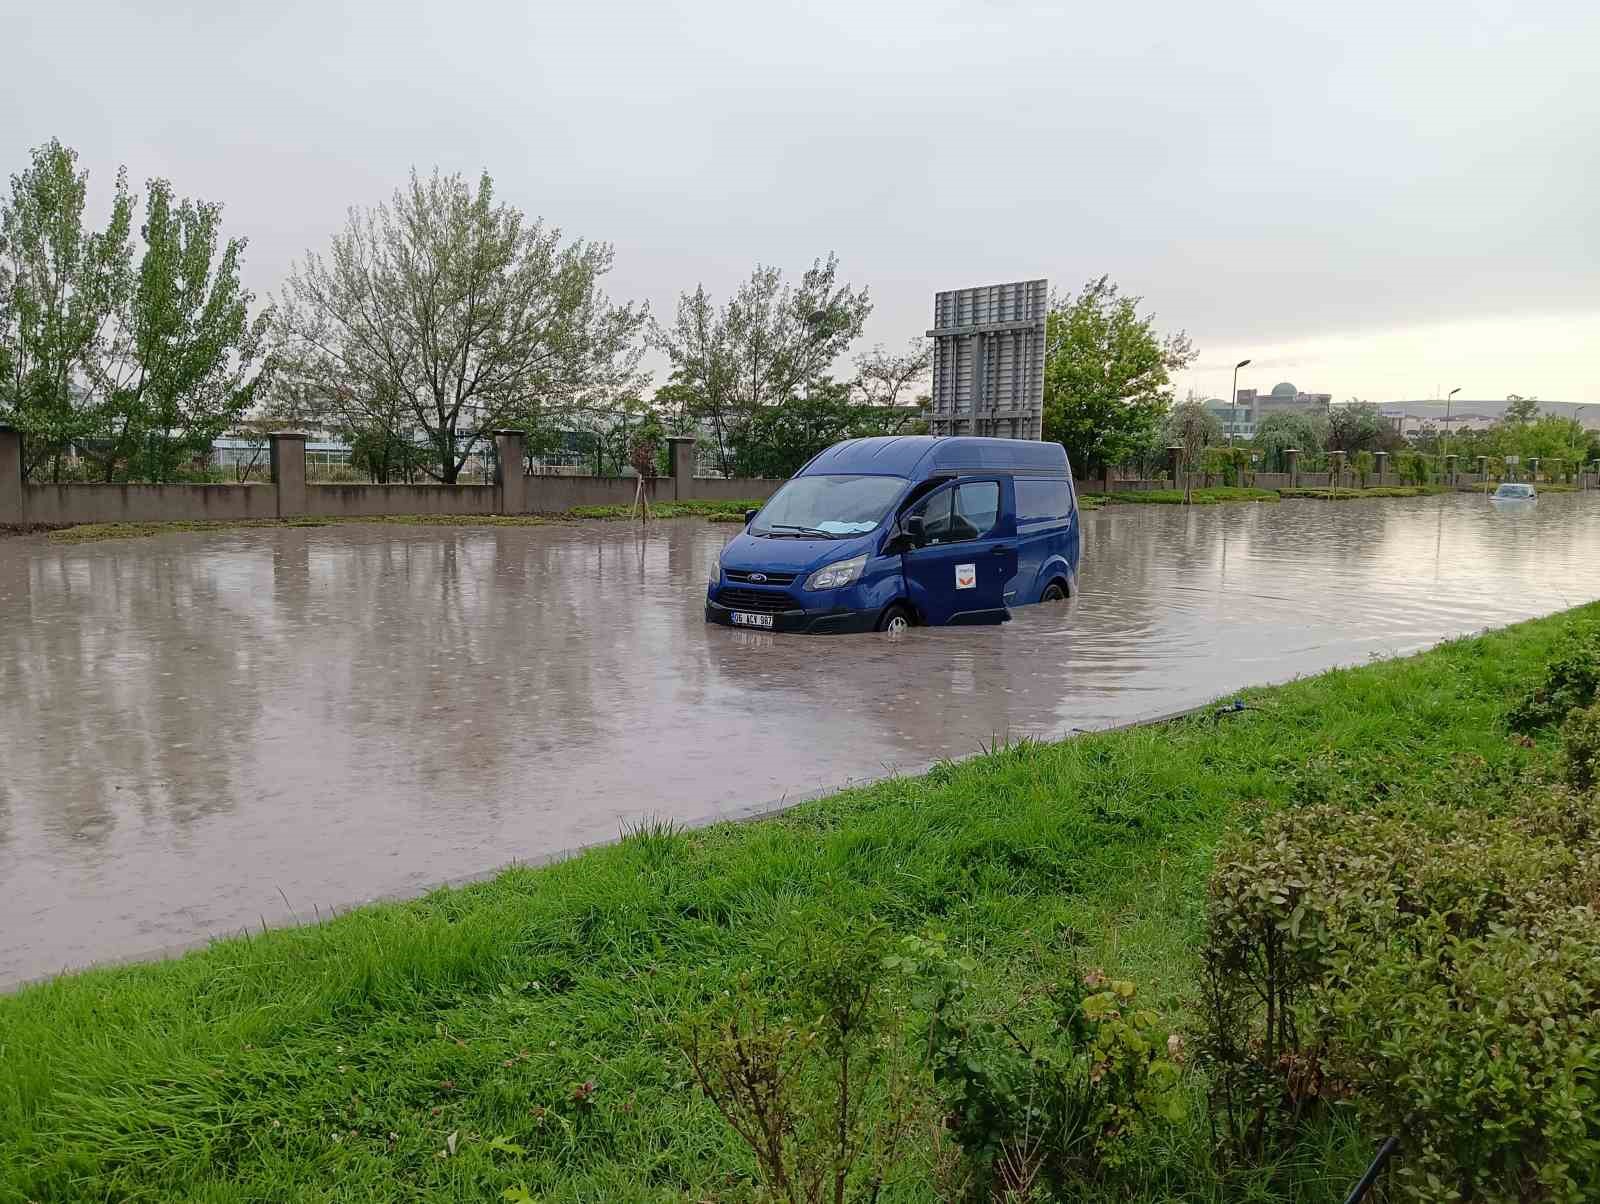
925 279 1047 440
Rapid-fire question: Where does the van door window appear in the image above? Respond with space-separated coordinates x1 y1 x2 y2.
908 481 999 545
907 488 952 542
955 481 1000 538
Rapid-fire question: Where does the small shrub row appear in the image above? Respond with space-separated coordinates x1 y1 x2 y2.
1199 771 1600 1201
674 922 1184 1202
1508 622 1600 732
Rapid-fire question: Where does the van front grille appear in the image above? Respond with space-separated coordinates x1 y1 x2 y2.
715 587 796 614
725 570 798 585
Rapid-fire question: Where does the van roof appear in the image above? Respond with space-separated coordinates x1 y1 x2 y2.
799 436 1070 479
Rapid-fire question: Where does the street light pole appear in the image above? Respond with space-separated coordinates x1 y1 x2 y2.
1575 406 1592 490
1443 386 1461 462
1228 359 1251 450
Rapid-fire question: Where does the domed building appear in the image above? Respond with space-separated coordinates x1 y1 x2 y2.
1232 381 1333 433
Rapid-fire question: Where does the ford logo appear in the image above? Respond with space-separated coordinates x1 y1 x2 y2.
748 572 767 583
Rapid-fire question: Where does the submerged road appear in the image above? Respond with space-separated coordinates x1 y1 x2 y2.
3 492 1598 985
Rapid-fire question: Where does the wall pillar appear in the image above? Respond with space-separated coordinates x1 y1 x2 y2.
1166 445 1184 489
1328 450 1346 487
1374 450 1389 483
494 430 528 514
1444 453 1458 485
1476 455 1487 483
1286 448 1300 487
270 433 307 518
0 425 23 526
667 436 696 502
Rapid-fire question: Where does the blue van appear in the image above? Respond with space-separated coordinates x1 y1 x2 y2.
705 436 1080 634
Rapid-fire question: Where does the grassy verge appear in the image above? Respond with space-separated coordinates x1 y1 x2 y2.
1276 485 1448 500
3 604 1592 1201
1082 486 1279 506
40 500 762 544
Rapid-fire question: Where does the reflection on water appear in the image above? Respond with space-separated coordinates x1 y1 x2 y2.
2 494 1598 984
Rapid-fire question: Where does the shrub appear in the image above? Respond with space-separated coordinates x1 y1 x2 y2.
1507 624 1600 732
893 933 1185 1199
675 924 1186 1203
1563 703 1600 792
1199 785 1600 1202
674 918 924 1204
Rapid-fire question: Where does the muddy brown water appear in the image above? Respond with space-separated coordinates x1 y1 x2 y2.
3 493 1599 987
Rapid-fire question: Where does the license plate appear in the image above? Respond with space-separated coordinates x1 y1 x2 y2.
732 612 773 628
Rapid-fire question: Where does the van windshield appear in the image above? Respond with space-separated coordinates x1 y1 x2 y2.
751 474 908 537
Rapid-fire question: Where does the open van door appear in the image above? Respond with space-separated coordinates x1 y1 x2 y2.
899 479 1014 625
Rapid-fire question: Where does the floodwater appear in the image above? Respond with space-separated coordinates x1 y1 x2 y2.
2 493 1598 986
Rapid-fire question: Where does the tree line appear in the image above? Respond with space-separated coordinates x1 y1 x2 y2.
0 138 932 485
6 138 1593 488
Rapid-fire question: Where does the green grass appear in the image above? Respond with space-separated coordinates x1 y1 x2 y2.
1276 485 1449 500
2 604 1593 1201
561 500 757 521
42 501 762 544
1083 486 1280 506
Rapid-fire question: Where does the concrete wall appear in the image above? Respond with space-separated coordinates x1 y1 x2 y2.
525 474 657 512
0 427 783 528
306 483 503 517
3 425 1592 528
680 476 783 503
21 483 281 525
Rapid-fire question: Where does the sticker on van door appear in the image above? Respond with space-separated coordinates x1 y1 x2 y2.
955 563 977 589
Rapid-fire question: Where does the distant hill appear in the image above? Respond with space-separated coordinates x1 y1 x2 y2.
1372 399 1598 428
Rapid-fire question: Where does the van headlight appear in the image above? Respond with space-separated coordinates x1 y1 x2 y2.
805 554 867 591
708 559 722 589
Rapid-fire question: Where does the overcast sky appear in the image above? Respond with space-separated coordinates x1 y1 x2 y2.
7 0 1598 404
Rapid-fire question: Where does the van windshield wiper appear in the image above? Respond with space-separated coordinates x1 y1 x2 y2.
766 524 840 539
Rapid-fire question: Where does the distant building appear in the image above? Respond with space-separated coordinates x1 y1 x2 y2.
1204 381 1331 439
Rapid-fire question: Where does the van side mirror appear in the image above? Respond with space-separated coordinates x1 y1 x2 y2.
744 508 758 524
903 514 926 547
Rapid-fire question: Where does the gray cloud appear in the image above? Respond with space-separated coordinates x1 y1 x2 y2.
7 0 1596 397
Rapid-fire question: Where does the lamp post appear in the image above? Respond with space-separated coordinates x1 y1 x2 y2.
1443 386 1461 461
1228 359 1251 450
1575 406 1592 490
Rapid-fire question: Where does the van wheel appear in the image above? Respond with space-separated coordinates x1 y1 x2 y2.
1041 581 1068 603
878 603 913 634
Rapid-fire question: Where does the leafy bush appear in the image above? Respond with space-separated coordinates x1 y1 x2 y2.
674 923 1186 1203
674 918 924 1204
1507 624 1600 732
1199 785 1600 1202
893 934 1185 1200
1563 703 1600 792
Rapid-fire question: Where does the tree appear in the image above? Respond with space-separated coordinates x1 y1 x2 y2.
851 339 931 434
1164 400 1221 503
0 139 133 480
1252 411 1326 473
1512 414 1589 479
85 178 271 481
1504 394 1540 425
1326 400 1386 454
1042 276 1195 477
729 379 877 478
278 168 648 483
652 255 872 477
